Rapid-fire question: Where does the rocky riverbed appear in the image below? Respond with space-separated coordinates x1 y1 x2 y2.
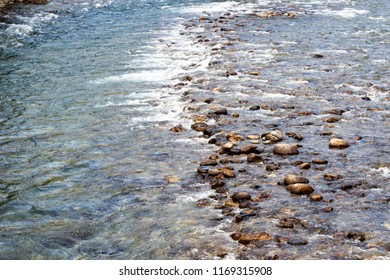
167 5 390 259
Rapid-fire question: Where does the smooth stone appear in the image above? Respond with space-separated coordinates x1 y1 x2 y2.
212 87 222 92
222 142 234 149
284 175 309 185
287 238 308 245
200 159 218 166
294 133 303 141
324 174 342 181
309 193 323 201
277 218 301 228
247 134 260 140
262 130 283 142
232 192 251 202
249 105 260 111
312 159 328 164
230 232 271 244
322 207 334 212
197 166 209 174
214 108 228 115
231 113 240 118
191 122 208 132
208 169 222 176
240 144 258 154
210 180 225 189
329 138 350 148
247 153 263 163
299 162 311 169
221 168 235 178
170 125 185 132
286 184 314 195
273 144 299 155
323 117 340 123
204 98 214 104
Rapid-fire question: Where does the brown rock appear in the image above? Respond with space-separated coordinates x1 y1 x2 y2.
212 87 222 92
273 144 299 155
310 193 323 201
312 159 328 164
287 238 308 245
324 174 342 181
286 184 314 195
247 153 263 163
299 162 311 169
170 125 185 132
231 113 240 118
210 180 225 189
200 159 218 166
191 122 208 132
232 192 251 202
284 174 309 185
222 142 234 150
231 232 271 244
322 207 334 213
262 130 283 143
240 144 258 154
329 138 350 148
247 134 260 140
208 169 221 176
221 168 235 178
323 117 340 123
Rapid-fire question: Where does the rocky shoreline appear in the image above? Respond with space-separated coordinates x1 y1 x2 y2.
169 7 389 259
0 0 48 13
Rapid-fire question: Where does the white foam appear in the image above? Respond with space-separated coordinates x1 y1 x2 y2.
321 8 369 18
173 1 239 14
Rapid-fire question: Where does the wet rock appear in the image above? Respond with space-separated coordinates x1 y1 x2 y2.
247 71 260 76
225 70 238 76
299 162 311 170
309 193 323 201
191 122 208 132
240 144 258 154
224 198 239 208
200 159 218 166
284 174 309 185
249 105 260 111
221 168 235 178
323 117 340 123
214 108 228 115
345 231 367 242
329 138 350 148
212 87 222 92
247 153 263 163
322 109 345 115
210 179 225 189
340 181 362 191
180 75 193 81
204 98 215 104
226 132 244 143
321 131 333 136
170 125 185 132
312 159 328 164
287 238 308 245
322 207 334 213
277 218 301 228
286 184 314 195
273 144 299 155
266 164 280 171
219 158 230 164
232 192 251 202
208 169 222 176
324 174 342 181
231 113 240 118
231 232 271 245
313 54 324 58
215 187 228 194
294 133 303 141
222 142 234 150
247 134 260 140
262 130 283 143
197 166 209 174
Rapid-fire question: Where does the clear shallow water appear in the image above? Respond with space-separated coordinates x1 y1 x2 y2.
0 0 389 259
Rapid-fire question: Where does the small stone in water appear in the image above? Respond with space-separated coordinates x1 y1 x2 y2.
232 192 251 202
284 174 309 185
273 144 299 155
299 162 311 169
200 159 218 166
324 174 342 181
287 238 308 245
312 159 328 164
310 193 323 201
329 138 350 148
208 169 222 176
247 134 260 140
286 184 314 195
247 153 263 163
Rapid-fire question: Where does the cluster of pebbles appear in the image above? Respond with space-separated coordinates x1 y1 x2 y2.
167 6 389 259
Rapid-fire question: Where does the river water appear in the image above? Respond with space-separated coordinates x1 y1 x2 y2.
0 0 389 259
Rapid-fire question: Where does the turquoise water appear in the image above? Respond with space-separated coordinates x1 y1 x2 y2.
0 0 389 259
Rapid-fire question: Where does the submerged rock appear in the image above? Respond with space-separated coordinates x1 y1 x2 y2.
284 174 309 185
231 232 271 244
309 193 323 201
329 138 350 148
286 184 314 195
273 144 299 155
232 192 251 202
247 153 263 163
